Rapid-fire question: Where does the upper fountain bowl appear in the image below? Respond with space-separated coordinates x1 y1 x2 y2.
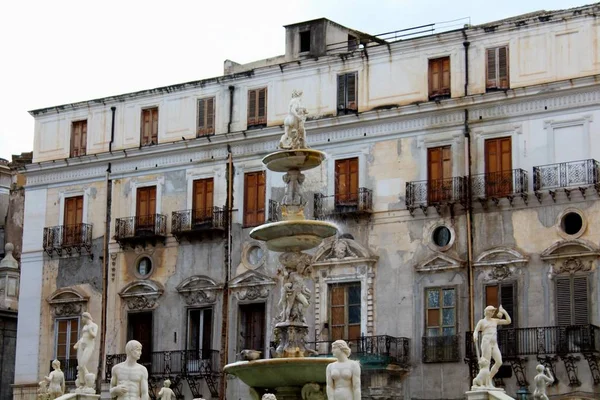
249 220 337 252
262 149 326 172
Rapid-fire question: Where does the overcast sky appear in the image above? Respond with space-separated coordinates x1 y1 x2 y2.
0 0 591 160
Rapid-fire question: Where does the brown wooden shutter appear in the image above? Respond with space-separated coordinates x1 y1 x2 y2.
486 48 497 88
330 285 346 340
337 75 346 109
335 158 359 205
500 283 516 327
427 146 451 203
485 137 512 197
347 73 357 110
206 97 215 132
429 57 450 97
498 46 509 89
151 108 158 143
573 276 589 325
198 98 215 136
71 121 87 157
485 285 499 309
247 89 256 126
429 59 440 97
141 108 158 145
137 186 157 216
441 57 450 94
64 196 83 226
243 171 265 227
257 88 267 125
193 178 214 220
556 277 573 326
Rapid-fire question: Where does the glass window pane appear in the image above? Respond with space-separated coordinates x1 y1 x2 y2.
427 309 440 327
442 308 455 326
427 328 440 337
348 285 361 305
443 289 455 307
427 289 440 308
348 305 361 324
442 327 455 336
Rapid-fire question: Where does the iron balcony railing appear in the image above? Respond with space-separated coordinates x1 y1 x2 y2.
43 223 93 257
471 169 528 199
114 214 167 241
105 349 220 381
422 335 460 363
171 207 226 235
313 187 373 219
406 177 466 210
465 324 600 359
49 358 78 381
306 335 410 367
533 159 600 192
267 199 281 223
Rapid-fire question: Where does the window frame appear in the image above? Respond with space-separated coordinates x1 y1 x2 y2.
140 106 159 146
70 120 87 158
484 281 517 328
239 302 266 356
428 56 451 100
186 307 214 360
328 282 362 341
197 97 215 137
54 316 80 360
337 72 358 115
486 45 509 91
425 286 457 337
247 87 268 128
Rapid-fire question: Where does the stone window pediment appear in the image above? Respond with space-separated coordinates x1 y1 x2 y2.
541 239 599 276
47 288 89 317
474 247 528 280
313 236 377 267
176 275 223 305
119 280 164 310
416 252 464 272
229 270 276 301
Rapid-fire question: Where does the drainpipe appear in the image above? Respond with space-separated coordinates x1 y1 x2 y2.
462 34 475 332
219 146 234 399
97 162 112 390
227 86 235 134
109 106 116 153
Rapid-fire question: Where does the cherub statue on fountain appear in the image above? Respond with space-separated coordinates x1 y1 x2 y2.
280 90 309 150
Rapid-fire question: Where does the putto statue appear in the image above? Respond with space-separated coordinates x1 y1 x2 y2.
533 364 554 400
276 252 312 324
326 340 361 400
74 312 98 393
472 305 512 389
158 379 175 400
110 340 149 400
45 360 65 399
280 90 309 150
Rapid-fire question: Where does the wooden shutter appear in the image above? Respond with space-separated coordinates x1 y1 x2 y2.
337 75 346 109
487 47 509 90
429 57 450 98
498 46 509 89
137 186 157 230
486 48 497 88
64 196 83 226
241 303 265 352
330 285 346 340
347 73 357 110
247 89 257 126
441 58 450 94
573 276 589 325
141 108 158 145
556 277 573 326
485 137 512 197
556 276 588 326
427 146 451 203
247 88 267 127
243 171 265 227
193 178 214 220
335 158 359 205
257 88 267 124
71 120 87 157
500 283 516 327
197 97 215 136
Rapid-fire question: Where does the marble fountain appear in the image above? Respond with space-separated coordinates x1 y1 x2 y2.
223 90 338 400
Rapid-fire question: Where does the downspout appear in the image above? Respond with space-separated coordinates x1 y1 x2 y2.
227 86 235 134
109 106 116 153
219 146 234 399
462 33 475 332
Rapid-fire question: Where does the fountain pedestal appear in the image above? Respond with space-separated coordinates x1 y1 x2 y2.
274 322 311 358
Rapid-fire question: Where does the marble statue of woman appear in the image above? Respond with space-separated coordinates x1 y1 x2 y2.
280 90 309 150
533 364 554 400
473 305 511 385
45 360 65 399
73 312 98 389
326 340 361 400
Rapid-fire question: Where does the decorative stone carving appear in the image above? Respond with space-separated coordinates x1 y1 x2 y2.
554 257 592 275
176 276 222 305
47 288 89 317
488 265 512 281
301 383 326 400
0 243 20 310
415 253 464 272
119 280 164 310
276 252 312 324
326 340 361 400
241 241 267 270
474 247 529 269
540 239 599 277
313 236 375 265
230 270 276 302
280 90 309 150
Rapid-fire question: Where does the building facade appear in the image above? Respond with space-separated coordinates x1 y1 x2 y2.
13 4 600 399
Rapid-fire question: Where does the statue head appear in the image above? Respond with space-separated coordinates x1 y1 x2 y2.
536 364 545 373
125 340 143 361
84 373 95 387
262 394 277 400
51 359 61 370
484 306 496 317
164 379 171 388
291 90 303 98
81 312 93 323
331 340 351 358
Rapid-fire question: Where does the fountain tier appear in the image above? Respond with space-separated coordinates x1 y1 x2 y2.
249 220 337 252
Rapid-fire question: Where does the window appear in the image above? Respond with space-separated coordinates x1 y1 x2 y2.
329 283 361 341
247 88 267 128
485 283 516 327
239 303 265 355
560 211 584 236
427 146 452 203
63 196 83 246
428 57 450 99
300 30 311 53
188 308 213 363
485 137 512 197
127 312 153 364
197 97 215 137
243 171 265 227
348 35 358 52
141 107 158 146
486 46 509 91
193 178 214 224
136 256 153 277
432 226 452 248
423 287 459 362
556 276 589 326
335 158 359 206
70 120 87 157
136 186 157 234
337 72 358 115
55 317 79 360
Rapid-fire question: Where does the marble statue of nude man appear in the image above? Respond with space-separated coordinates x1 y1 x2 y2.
473 305 512 383
110 340 149 400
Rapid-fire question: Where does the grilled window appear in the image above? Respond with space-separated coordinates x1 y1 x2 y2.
329 283 361 341
197 97 215 136
247 88 267 128
428 57 451 99
556 275 589 326
141 107 159 145
486 46 509 90
337 72 358 115
70 120 87 157
243 171 265 227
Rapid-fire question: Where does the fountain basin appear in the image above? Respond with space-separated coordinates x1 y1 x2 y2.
262 149 326 172
224 357 336 388
249 220 337 252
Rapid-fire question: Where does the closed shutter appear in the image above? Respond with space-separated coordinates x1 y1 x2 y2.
197 97 215 136
498 46 509 89
243 171 265 227
137 186 157 230
335 158 359 205
556 277 572 326
257 88 267 124
555 276 589 326
64 196 83 245
247 88 267 127
486 48 497 88
141 108 159 145
486 47 509 90
573 276 589 325
71 120 87 157
485 137 512 197
193 178 214 221
337 75 346 110
429 57 450 98
347 73 357 110
427 146 452 203
500 283 516 327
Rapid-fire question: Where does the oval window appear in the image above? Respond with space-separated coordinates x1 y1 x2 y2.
137 257 152 277
432 226 452 248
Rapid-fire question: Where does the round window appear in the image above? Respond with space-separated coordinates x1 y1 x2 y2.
432 226 452 248
136 257 152 277
247 245 264 267
561 212 583 236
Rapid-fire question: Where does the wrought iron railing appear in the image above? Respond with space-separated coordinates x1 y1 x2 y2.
533 159 600 191
171 207 226 235
267 200 281 222
43 223 93 257
422 335 460 363
49 358 78 381
105 349 220 381
471 169 528 199
465 325 600 359
313 187 373 219
406 177 466 210
306 335 410 367
114 214 167 240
